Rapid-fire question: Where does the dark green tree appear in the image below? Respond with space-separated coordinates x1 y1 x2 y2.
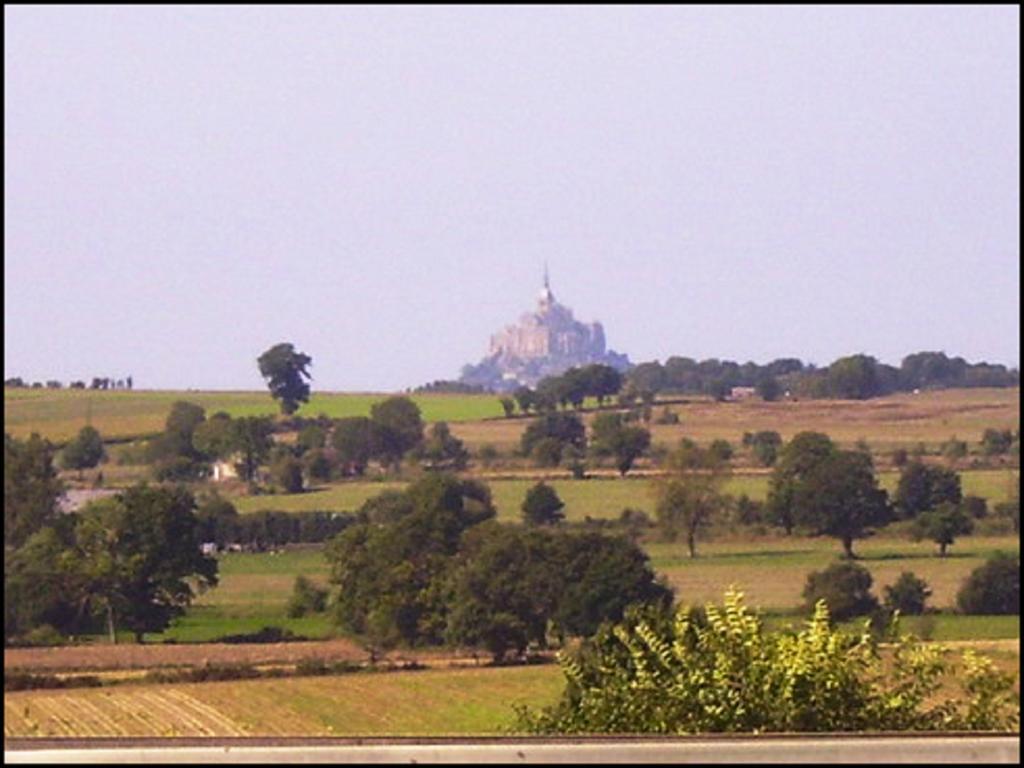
415 422 469 471
287 575 328 617
4 433 64 549
589 413 650 476
792 451 892 558
883 572 932 616
824 354 882 400
326 475 496 646
369 396 424 471
748 431 783 467
522 482 565 526
271 454 304 493
332 416 376 476
73 485 218 642
894 462 962 520
499 397 515 418
513 386 536 414
229 417 274 482
756 376 782 402
802 561 880 621
257 342 313 415
60 426 105 478
956 553 1019 615
191 412 235 460
766 432 837 535
981 428 1013 456
521 412 586 458
912 502 973 557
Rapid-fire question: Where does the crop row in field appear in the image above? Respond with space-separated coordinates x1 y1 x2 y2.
3 664 565 737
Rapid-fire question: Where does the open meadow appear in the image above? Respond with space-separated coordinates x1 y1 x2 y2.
231 469 1019 519
130 532 1022 644
2 388 504 443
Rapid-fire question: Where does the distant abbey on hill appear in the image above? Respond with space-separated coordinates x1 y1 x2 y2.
460 270 630 390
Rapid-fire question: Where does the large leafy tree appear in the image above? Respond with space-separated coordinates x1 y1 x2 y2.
894 462 962 519
792 450 892 558
326 474 495 647
257 342 313 415
72 485 218 643
521 412 586 458
4 432 64 549
590 413 651 476
766 432 837 534
445 524 670 661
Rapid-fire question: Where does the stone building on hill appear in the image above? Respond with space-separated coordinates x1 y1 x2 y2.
460 270 630 390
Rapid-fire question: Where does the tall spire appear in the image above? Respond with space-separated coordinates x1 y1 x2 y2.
543 261 550 292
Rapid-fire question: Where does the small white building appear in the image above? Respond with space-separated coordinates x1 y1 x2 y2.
211 458 240 482
728 386 757 401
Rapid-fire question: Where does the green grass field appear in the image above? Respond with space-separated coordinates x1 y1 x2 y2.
3 388 505 443
146 549 335 643
143 531 1020 644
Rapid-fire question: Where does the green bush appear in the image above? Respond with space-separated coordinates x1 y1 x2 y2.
883 572 932 616
516 589 1018 734
802 561 879 621
956 553 1020 615
286 576 329 618
18 624 66 647
271 455 304 493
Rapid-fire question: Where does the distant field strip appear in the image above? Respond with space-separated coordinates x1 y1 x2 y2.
3 390 504 442
5 387 1017 446
648 535 1021 612
3 665 564 737
233 469 1019 518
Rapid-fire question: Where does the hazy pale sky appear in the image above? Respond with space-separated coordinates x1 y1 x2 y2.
5 5 1020 391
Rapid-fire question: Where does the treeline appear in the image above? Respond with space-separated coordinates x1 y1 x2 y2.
4 376 134 390
327 474 671 661
413 380 489 394
136 395 464 486
4 454 217 645
624 351 1019 401
194 496 356 549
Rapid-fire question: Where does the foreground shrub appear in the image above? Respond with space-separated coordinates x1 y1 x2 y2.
516 589 1018 734
801 561 879 621
956 553 1020 615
